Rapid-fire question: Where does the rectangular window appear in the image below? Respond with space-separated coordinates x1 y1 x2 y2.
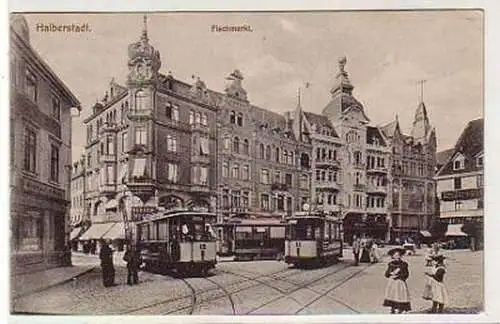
106 136 114 155
172 105 179 121
260 194 270 210
50 144 59 182
199 137 209 155
477 198 483 209
121 132 128 153
189 110 195 125
232 164 239 179
25 68 37 102
454 177 462 190
52 96 61 121
106 165 114 183
242 165 250 181
455 201 463 211
18 214 43 252
201 113 208 126
135 126 147 145
274 171 281 184
200 166 208 185
167 163 178 183
477 174 484 187
167 135 177 152
261 169 270 184
285 173 293 187
222 162 229 178
300 174 308 189
24 128 37 173
477 156 483 167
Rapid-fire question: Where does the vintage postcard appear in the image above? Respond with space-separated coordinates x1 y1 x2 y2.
6 7 491 322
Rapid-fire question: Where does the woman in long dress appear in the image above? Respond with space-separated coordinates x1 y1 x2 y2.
360 238 371 263
383 247 411 313
424 255 448 313
370 241 380 263
99 239 115 287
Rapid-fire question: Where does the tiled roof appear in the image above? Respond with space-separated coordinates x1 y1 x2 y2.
436 148 454 168
303 112 339 137
380 119 399 138
437 118 483 176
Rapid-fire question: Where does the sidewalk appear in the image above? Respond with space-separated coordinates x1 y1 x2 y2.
11 264 95 300
333 248 483 314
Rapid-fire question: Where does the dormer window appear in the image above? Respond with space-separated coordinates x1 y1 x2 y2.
477 155 483 167
453 154 465 170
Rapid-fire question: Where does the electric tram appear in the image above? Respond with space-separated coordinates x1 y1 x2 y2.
134 209 218 275
284 207 343 267
215 218 286 261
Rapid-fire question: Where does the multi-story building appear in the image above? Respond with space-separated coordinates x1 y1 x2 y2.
69 155 88 247
80 18 220 243
10 15 81 274
380 103 437 240
217 72 312 222
435 118 483 240
75 17 437 244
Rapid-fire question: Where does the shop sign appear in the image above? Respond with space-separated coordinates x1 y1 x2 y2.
441 188 482 201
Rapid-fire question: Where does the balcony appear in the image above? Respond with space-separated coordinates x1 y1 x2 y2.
190 123 210 134
191 183 210 194
99 183 117 196
366 207 388 214
99 154 116 164
366 185 388 194
127 109 154 120
127 177 156 202
315 181 340 190
315 158 341 169
271 183 289 191
191 154 211 165
366 165 388 174
352 163 365 170
321 205 341 213
353 183 366 191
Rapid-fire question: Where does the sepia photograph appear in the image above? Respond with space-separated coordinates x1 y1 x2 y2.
7 9 486 318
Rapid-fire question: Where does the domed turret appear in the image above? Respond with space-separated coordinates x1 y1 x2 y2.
224 69 247 101
127 15 161 84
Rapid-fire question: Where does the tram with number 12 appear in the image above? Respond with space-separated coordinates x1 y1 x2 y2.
134 209 218 276
284 206 343 267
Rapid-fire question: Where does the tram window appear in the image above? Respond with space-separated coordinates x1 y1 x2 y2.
158 221 168 240
149 223 156 240
314 226 320 239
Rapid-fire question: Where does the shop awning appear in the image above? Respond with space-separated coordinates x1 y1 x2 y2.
132 158 146 177
102 222 125 240
420 230 432 237
445 224 468 237
70 228 82 240
79 223 115 240
105 199 118 210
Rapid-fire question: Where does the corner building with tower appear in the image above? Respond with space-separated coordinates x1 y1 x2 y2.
74 18 437 244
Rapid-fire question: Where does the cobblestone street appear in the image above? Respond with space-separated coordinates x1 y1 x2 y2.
12 248 483 315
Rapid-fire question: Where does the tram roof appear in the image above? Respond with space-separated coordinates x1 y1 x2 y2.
136 210 216 223
286 213 341 222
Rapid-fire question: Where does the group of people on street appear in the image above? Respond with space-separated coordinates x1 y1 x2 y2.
98 239 142 287
381 245 449 314
352 235 380 266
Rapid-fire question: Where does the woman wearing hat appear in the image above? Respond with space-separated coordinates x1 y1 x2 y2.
424 255 448 313
383 247 411 313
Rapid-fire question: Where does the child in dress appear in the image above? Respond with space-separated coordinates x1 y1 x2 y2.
383 247 411 314
424 254 448 313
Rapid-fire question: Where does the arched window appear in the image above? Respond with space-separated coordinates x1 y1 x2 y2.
233 137 240 154
282 150 287 164
289 151 294 165
242 139 249 155
259 143 265 159
224 136 230 150
135 90 147 111
275 147 280 163
232 164 240 179
266 145 271 160
300 153 310 169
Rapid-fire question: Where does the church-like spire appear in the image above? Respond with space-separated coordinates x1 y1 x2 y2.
330 56 354 97
411 80 431 141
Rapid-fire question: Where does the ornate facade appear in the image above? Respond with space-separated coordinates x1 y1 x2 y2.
76 17 437 243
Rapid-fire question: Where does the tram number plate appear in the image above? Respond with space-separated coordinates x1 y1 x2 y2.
200 244 207 250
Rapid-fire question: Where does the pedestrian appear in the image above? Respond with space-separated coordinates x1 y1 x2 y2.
99 239 116 287
360 237 371 263
383 247 411 314
352 235 361 266
424 255 448 313
123 245 141 285
370 241 380 263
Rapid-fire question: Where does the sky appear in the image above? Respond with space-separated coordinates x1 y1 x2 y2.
22 11 483 161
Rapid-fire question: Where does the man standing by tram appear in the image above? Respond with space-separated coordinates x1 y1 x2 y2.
352 235 361 266
124 244 141 285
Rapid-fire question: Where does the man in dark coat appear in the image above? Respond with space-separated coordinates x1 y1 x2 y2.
99 239 115 287
124 245 141 285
